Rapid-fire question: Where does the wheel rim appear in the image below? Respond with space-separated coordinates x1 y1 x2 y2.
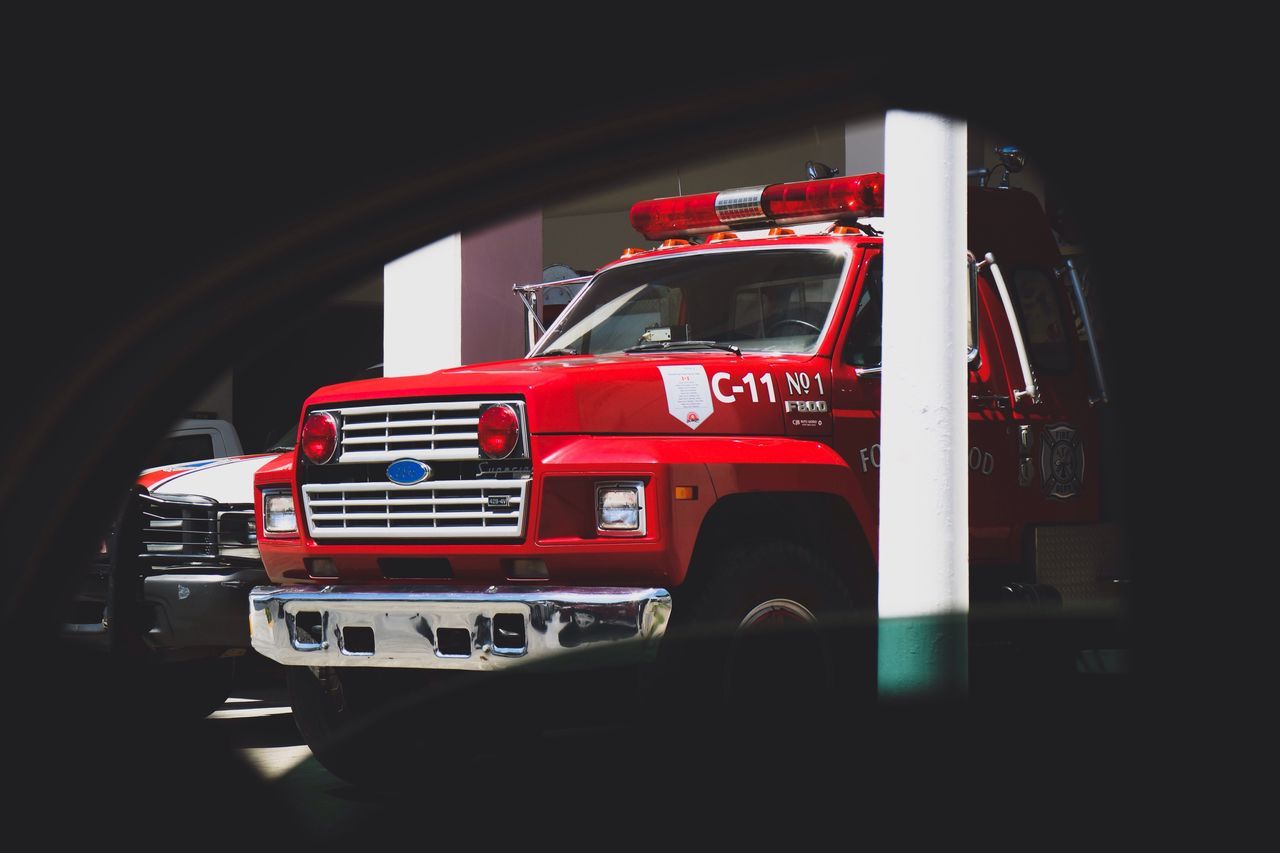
737 598 816 632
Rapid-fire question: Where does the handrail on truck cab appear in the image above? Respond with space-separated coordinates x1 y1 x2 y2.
979 252 1040 406
513 276 592 349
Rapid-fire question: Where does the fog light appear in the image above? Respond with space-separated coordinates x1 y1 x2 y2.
263 490 296 533
306 557 337 578
508 558 548 579
596 481 645 535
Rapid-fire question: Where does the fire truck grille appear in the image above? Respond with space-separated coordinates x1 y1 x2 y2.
300 398 531 540
320 399 526 465
301 479 529 540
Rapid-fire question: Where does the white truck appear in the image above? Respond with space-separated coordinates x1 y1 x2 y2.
64 416 290 716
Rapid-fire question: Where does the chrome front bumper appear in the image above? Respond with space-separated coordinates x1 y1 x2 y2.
249 584 672 671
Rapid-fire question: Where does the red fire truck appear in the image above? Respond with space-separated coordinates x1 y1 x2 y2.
250 171 1120 778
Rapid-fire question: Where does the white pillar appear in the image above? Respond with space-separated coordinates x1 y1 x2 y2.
383 234 463 378
383 213 542 378
878 110 969 698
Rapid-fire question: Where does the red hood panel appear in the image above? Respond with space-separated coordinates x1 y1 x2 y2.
306 353 829 436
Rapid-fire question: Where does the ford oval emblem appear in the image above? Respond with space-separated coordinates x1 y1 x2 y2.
386 458 431 485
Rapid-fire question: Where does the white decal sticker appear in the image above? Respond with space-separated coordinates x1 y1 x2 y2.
710 371 777 404
785 371 826 396
658 365 715 430
711 371 739 403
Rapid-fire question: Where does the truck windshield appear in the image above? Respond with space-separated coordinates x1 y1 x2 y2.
532 248 849 356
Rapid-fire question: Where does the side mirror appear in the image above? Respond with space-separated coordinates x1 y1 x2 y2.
993 146 1025 189
805 160 840 180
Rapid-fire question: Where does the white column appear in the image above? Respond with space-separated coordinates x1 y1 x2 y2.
383 234 463 377
878 110 969 698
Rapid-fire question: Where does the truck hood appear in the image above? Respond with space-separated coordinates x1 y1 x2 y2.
137 453 282 504
306 353 833 437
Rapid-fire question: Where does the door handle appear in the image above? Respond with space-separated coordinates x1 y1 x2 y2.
970 393 1010 411
1018 424 1035 487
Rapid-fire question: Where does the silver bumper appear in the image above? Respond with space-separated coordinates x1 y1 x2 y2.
249 584 671 671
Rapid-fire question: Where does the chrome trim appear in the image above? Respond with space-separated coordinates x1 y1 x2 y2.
982 253 1040 405
1062 257 1109 405
530 244 856 359
249 584 672 671
512 276 592 294
312 398 528 465
301 477 530 540
261 488 297 535
714 185 767 224
594 480 646 537
478 402 522 460
738 598 816 629
514 277 592 355
302 411 339 464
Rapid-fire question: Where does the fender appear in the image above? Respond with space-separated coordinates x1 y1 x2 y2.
536 434 873 584
697 437 875 561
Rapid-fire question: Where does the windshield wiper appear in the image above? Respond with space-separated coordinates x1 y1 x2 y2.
535 347 581 357
623 340 742 356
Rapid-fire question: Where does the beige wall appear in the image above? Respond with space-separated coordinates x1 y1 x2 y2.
190 369 233 422
543 123 847 273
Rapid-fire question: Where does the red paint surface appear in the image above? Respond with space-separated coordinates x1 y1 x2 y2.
257 187 1100 589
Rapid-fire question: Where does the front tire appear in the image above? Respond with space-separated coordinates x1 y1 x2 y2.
666 538 864 701
285 665 436 787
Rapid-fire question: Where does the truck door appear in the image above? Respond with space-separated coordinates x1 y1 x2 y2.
829 249 1023 566
991 264 1102 529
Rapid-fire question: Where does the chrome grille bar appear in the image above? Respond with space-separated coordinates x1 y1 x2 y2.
302 478 529 540
317 399 525 465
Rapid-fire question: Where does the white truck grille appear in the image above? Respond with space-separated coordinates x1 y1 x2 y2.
302 479 529 540
325 399 525 465
302 398 530 540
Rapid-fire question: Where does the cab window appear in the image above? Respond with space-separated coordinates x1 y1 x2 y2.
144 433 214 468
1008 268 1071 373
842 254 978 369
844 255 883 367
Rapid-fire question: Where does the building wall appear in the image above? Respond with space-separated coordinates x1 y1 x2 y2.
542 123 848 273
461 210 542 365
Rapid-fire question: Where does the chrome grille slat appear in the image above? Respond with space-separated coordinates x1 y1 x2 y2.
318 399 524 464
304 478 520 493
343 417 478 431
342 432 478 445
310 512 511 521
302 396 530 541
302 478 530 539
308 494 519 502
338 449 483 463
337 400 484 415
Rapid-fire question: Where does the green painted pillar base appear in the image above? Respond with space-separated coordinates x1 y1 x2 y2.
878 613 968 700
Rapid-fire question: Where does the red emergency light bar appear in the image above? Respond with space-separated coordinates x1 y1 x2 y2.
629 173 884 241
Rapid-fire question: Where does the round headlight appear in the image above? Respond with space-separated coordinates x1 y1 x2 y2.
477 404 520 458
301 412 339 464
